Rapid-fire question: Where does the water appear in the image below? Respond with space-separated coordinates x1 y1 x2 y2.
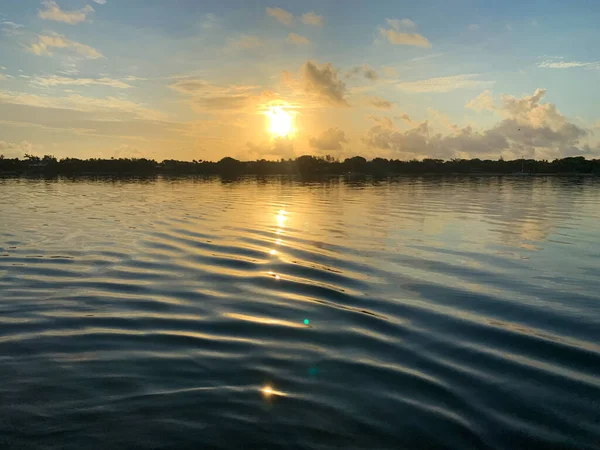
1 176 599 450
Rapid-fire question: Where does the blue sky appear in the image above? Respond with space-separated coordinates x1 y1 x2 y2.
1 0 599 161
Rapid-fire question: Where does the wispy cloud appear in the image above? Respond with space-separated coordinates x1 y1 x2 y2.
29 33 104 59
31 75 132 89
38 1 94 25
201 13 219 29
379 18 431 47
123 76 148 81
301 12 323 26
287 33 310 45
2 21 25 36
368 96 394 109
169 78 273 113
347 64 378 81
0 89 166 121
266 7 293 25
538 58 600 69
468 24 479 31
227 34 264 51
92 0 106 4
397 74 493 93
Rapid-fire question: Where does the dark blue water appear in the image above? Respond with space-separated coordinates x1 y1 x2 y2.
1 176 599 450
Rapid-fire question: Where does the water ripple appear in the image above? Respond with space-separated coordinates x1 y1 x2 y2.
0 176 599 449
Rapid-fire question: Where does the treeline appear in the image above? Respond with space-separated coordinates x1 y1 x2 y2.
1 154 599 176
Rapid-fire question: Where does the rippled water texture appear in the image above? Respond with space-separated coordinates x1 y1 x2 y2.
1 176 599 450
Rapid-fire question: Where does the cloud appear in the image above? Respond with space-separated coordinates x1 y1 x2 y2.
379 18 431 47
38 1 94 24
301 12 323 26
396 74 493 93
246 137 295 159
169 78 275 113
92 0 106 4
468 24 480 31
538 58 600 69
227 34 264 50
0 141 43 158
465 89 494 111
368 96 394 109
31 75 132 89
0 89 166 121
287 33 310 45
201 13 219 29
347 64 378 81
397 113 412 123
29 33 104 59
2 21 25 36
266 7 293 25
123 76 148 81
301 61 348 106
364 88 593 160
382 66 398 77
309 127 347 150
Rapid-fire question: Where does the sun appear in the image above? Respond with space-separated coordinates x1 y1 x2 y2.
266 106 295 138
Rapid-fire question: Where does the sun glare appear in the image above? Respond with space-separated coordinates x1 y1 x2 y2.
266 106 295 138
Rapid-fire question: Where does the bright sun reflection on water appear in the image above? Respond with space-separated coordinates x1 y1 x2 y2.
277 209 287 228
261 384 286 399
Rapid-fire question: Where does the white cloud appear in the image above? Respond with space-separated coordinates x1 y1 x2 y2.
379 18 431 47
31 75 132 89
397 74 493 93
309 127 347 151
465 89 494 111
2 21 25 36
468 24 480 31
92 0 107 4
201 13 219 29
301 12 323 26
123 76 148 81
29 33 104 59
227 34 264 50
365 88 594 160
287 33 310 45
266 7 293 25
538 58 600 69
38 1 94 25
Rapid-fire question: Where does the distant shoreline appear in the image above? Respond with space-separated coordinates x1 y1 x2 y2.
1 155 598 177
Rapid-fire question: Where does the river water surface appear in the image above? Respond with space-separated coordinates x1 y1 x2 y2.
1 176 599 449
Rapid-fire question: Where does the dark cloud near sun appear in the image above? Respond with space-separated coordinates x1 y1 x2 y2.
368 96 394 110
347 64 378 81
309 127 347 150
301 61 349 107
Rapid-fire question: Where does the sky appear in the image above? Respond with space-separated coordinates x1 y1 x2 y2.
1 0 599 161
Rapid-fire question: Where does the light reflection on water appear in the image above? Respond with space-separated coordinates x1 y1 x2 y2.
0 175 599 449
